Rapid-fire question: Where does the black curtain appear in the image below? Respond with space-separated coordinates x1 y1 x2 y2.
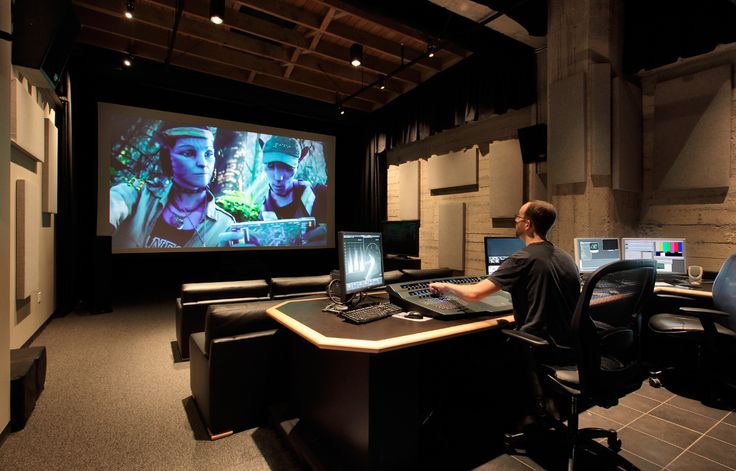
359 144 387 232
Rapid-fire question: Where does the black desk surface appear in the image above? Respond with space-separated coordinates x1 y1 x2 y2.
266 295 514 353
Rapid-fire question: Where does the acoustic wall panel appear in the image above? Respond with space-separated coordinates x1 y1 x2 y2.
10 76 45 161
398 160 419 220
548 72 585 185
612 78 642 192
653 65 731 190
438 202 465 271
591 63 611 177
16 179 40 300
427 147 477 191
488 139 523 218
43 117 58 213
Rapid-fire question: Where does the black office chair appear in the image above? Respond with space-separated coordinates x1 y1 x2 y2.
648 254 736 403
504 259 657 471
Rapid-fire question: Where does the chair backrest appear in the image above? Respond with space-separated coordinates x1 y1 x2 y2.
573 259 657 404
712 254 736 331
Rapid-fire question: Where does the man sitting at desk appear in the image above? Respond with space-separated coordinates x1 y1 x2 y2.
429 200 580 425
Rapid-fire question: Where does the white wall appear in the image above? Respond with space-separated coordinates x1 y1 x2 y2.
1 0 12 434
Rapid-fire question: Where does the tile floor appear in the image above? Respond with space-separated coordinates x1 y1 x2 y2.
476 380 736 470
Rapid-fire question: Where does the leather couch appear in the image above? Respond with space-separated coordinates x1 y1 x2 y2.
189 301 283 439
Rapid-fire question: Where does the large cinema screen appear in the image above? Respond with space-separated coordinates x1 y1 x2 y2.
97 103 336 253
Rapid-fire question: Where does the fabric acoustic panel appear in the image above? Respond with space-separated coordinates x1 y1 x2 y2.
548 72 585 186
591 63 611 177
16 179 41 300
10 76 45 161
612 78 642 192
438 201 465 271
653 64 731 190
427 147 477 191
488 139 523 218
43 117 58 213
398 160 419 220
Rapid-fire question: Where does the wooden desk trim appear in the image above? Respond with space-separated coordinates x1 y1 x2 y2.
266 297 515 354
654 286 713 299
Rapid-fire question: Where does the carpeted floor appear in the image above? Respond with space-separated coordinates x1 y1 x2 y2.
0 296 301 470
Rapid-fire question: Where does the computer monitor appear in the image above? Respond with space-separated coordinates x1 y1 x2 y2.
484 236 525 275
574 238 621 273
622 238 687 275
337 231 385 296
381 220 420 257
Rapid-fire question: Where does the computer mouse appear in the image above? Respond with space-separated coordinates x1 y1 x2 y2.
405 311 424 319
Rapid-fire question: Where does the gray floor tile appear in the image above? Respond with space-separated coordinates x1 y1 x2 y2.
667 395 732 420
707 423 736 446
579 410 624 430
590 402 646 426
650 403 718 433
667 451 732 471
635 382 677 402
473 453 537 470
618 427 683 466
723 412 736 427
508 455 545 471
628 414 700 449
620 392 662 413
617 450 662 471
689 436 736 469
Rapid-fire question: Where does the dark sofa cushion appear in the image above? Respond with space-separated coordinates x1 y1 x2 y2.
204 300 280 352
270 275 331 299
181 279 270 304
383 270 405 285
401 267 455 280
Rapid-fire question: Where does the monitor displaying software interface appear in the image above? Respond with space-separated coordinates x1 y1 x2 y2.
484 236 525 275
622 238 687 275
574 238 621 273
338 232 385 295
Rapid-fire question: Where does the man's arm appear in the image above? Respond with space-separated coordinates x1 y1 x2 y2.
429 278 501 302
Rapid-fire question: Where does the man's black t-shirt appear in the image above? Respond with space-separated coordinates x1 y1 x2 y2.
489 241 580 347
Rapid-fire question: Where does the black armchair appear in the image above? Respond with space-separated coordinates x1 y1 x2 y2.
504 259 657 471
648 254 736 403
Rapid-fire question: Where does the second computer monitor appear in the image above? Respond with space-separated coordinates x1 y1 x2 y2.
484 236 525 275
622 238 687 275
338 231 385 296
574 238 621 273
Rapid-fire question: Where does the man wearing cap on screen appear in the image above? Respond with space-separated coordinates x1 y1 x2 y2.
258 136 328 244
109 125 235 249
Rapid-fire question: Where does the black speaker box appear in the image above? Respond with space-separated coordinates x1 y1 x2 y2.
11 0 79 90
517 123 547 164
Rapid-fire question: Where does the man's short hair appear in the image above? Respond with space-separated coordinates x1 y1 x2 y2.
523 200 557 238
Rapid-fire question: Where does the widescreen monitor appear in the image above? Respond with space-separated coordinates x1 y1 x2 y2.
574 238 621 273
622 238 687 275
484 236 525 275
338 232 385 295
97 102 335 253
381 220 420 257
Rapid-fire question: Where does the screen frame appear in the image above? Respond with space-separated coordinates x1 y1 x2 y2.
337 231 385 296
621 238 687 275
97 101 336 253
483 236 524 275
573 237 621 273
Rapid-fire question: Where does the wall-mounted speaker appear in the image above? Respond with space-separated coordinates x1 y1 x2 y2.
517 123 547 164
11 0 80 90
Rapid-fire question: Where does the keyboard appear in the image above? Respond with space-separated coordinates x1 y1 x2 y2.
340 302 404 324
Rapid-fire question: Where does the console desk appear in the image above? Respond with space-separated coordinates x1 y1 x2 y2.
267 296 514 470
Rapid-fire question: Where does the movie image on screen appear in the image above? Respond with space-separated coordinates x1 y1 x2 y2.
622 238 687 275
484 236 525 275
574 238 621 273
98 103 335 253
338 232 385 296
381 220 420 257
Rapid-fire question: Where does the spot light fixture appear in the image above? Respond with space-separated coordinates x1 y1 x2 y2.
124 0 135 19
123 54 134 67
377 75 386 90
427 39 436 58
210 0 225 25
350 43 363 67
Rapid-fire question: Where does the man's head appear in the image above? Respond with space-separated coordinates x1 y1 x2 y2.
515 200 557 240
158 126 216 190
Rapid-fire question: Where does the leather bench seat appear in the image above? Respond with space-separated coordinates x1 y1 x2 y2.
270 274 331 299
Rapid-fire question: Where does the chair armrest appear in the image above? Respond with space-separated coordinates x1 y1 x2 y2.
502 329 550 347
679 307 730 318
